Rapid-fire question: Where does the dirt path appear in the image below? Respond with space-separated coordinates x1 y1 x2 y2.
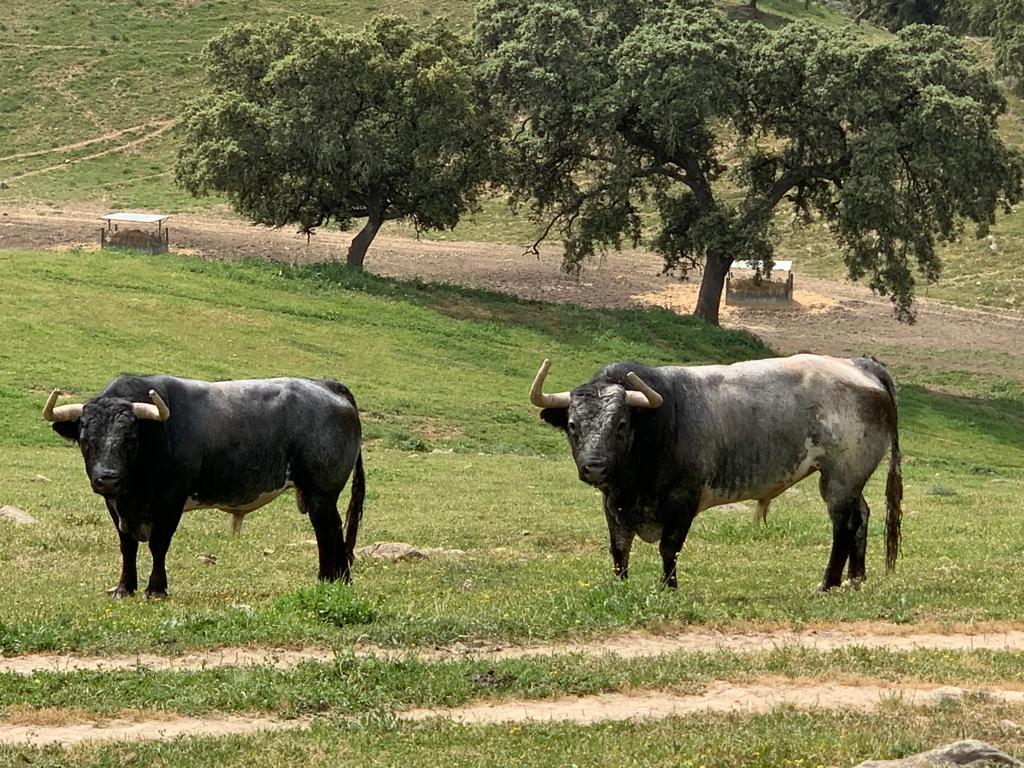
0 124 173 185
1 205 1021 379
3 679 1024 745
6 625 1024 675
0 122 166 163
402 680 1024 726
0 713 309 748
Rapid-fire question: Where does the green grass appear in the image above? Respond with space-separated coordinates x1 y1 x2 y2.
3 704 1024 767
5 646 1024 717
1 247 1024 657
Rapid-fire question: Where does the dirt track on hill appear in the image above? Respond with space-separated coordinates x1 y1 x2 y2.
2 205 1022 381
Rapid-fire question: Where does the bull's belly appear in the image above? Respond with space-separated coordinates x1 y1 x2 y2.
634 523 663 544
698 469 817 512
698 437 824 512
183 481 294 517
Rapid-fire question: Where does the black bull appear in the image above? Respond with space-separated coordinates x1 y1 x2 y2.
531 354 903 591
44 375 364 598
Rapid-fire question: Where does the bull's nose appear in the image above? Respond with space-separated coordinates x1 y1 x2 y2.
579 462 607 484
91 472 122 496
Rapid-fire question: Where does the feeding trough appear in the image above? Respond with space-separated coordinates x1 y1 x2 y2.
725 259 794 306
100 212 170 254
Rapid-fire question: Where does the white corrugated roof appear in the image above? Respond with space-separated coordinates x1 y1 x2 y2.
100 212 170 223
731 260 792 272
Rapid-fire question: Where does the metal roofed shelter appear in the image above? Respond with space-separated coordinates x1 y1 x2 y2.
725 259 794 306
100 212 170 254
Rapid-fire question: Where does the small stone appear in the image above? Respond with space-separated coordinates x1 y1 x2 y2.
0 505 37 525
462 579 475 591
197 553 218 566
33 474 51 483
262 548 275 556
356 542 466 561
999 719 1021 735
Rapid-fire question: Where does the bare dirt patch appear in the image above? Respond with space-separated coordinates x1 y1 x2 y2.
6 624 1024 676
401 680 1024 725
1 205 1021 380
0 713 309 748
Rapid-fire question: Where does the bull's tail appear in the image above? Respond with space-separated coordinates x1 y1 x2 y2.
344 450 365 568
875 363 903 573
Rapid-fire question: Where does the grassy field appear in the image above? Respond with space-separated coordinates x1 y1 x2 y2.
1 246 1024 764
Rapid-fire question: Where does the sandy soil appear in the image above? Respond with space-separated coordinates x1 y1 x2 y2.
1 205 1021 381
402 680 1024 726
0 713 309 748
3 680 1022 745
6 625 1024 675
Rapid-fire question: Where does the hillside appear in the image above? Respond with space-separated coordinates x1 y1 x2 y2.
1 0 1021 313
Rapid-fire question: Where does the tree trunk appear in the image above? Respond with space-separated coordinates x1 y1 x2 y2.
693 251 731 326
346 210 385 268
747 0 758 8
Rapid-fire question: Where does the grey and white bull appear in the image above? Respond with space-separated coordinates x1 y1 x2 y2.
45 375 364 598
531 354 903 591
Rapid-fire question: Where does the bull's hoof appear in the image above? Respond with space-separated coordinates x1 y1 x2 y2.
107 585 135 599
144 589 168 601
841 577 865 590
815 581 836 593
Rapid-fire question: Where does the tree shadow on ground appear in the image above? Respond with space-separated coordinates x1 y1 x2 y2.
897 385 1024 472
286 261 772 366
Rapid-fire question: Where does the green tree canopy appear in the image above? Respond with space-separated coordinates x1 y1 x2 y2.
994 0 1024 97
176 15 497 267
477 0 1022 324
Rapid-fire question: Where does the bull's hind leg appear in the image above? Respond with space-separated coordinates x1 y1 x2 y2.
302 489 349 583
603 497 634 579
818 477 867 592
844 495 871 587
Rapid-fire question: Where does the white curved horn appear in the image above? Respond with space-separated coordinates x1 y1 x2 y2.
42 389 84 423
530 359 571 409
624 372 663 409
132 389 170 422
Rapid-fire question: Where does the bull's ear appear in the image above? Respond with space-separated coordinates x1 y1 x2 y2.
52 421 80 442
540 408 568 431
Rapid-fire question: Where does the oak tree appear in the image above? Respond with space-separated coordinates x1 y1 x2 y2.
477 0 1022 324
176 15 497 267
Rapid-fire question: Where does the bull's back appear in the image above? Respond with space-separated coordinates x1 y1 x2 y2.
149 376 360 503
665 356 892 508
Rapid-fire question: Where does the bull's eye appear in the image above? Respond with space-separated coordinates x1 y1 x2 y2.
567 420 578 437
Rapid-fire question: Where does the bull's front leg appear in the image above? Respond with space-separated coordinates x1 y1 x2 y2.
659 490 699 589
145 510 182 600
603 496 634 580
106 501 138 598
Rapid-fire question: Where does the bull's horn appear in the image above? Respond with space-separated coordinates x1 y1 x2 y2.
132 389 170 422
42 389 84 423
530 359 571 409
624 372 663 409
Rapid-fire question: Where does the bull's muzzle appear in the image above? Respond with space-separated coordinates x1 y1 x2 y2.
91 471 122 497
578 461 608 485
